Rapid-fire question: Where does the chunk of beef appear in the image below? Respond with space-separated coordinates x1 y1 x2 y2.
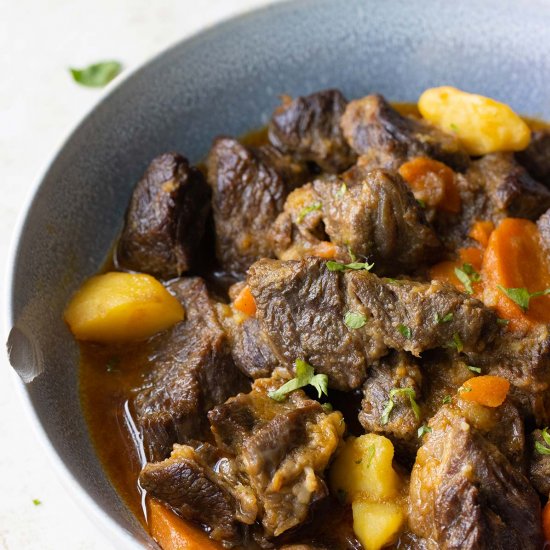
209 377 344 537
132 278 249 461
270 169 442 275
409 406 543 549
340 94 470 172
206 138 310 276
116 153 211 279
538 208 550 253
528 429 550 495
268 89 357 173
248 257 497 390
359 351 423 455
516 128 550 187
465 325 550 424
139 444 246 546
466 152 550 221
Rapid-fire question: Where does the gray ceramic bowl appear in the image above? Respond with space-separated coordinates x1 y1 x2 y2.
6 0 550 547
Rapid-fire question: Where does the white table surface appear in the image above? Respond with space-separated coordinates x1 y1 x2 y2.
0 1 280 547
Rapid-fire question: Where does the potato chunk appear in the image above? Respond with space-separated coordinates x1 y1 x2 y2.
352 500 404 550
329 434 400 502
418 86 530 156
64 272 184 343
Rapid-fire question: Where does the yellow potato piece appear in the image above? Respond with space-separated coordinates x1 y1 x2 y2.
352 500 404 550
64 272 184 343
329 434 400 502
418 86 531 156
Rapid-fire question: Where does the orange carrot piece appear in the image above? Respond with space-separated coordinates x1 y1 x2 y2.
543 501 550 542
481 218 550 330
458 247 484 271
148 499 222 550
459 375 510 407
313 241 338 259
398 157 461 213
469 220 495 248
233 285 256 316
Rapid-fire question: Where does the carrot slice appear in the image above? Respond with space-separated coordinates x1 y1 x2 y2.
459 375 510 407
313 241 338 259
233 285 256 316
458 247 483 271
543 500 550 542
481 218 550 330
148 499 222 550
429 248 483 296
469 220 494 248
398 157 461 213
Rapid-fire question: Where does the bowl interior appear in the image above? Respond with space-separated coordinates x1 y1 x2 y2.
7 0 550 546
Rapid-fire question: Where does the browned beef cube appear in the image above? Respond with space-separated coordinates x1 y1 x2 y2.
268 89 357 173
359 351 423 453
208 377 344 537
340 94 470 172
466 152 550 221
516 129 550 187
409 406 543 549
528 429 550 495
206 138 310 276
248 257 497 391
132 278 249 461
139 444 244 546
117 153 211 279
270 168 442 275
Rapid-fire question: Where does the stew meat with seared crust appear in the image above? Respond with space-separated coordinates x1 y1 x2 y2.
69 86 550 550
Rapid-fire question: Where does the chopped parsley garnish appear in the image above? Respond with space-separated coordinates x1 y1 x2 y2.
385 278 407 285
497 285 550 312
435 312 453 324
450 123 459 131
344 311 368 329
535 427 550 455
417 425 432 438
468 365 482 374
442 395 452 404
417 198 426 208
458 386 472 393
105 357 120 373
381 387 420 425
397 324 412 339
326 260 374 272
297 201 322 223
69 60 122 87
497 318 510 326
365 444 376 468
268 359 328 402
336 183 347 199
321 402 334 413
32 499 42 506
447 332 464 353
347 246 357 262
454 263 480 294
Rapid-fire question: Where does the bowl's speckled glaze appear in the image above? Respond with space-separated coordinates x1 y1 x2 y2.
6 0 550 547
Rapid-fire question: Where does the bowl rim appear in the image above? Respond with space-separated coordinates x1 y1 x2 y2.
3 1 289 547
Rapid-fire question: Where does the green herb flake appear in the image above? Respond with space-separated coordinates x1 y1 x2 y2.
535 427 550 455
69 60 123 88
435 312 454 324
497 318 510 326
454 263 480 295
397 324 412 339
458 386 472 393
268 359 328 402
297 201 322 223
365 444 376 468
497 285 550 313
386 278 407 285
344 311 368 329
336 183 347 199
447 332 464 353
450 123 459 131
442 395 452 404
106 357 120 373
321 402 334 413
468 365 482 374
347 245 357 262
32 499 42 506
417 425 432 438
381 387 420 425
326 260 374 272
417 198 426 208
